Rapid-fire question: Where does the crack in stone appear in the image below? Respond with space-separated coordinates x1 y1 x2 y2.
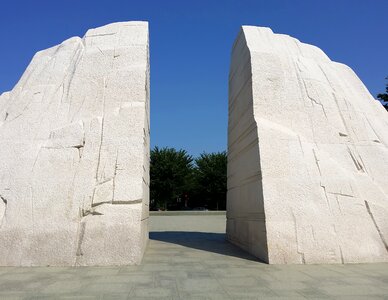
335 195 343 214
347 147 365 172
112 150 119 203
297 135 305 157
364 201 388 253
331 92 352 140
95 178 113 186
96 46 105 56
0 195 8 228
339 246 345 264
76 221 86 257
81 208 103 216
312 149 322 176
87 32 117 37
65 45 84 115
71 95 87 123
0 195 8 205
302 79 328 119
95 117 105 182
292 211 306 264
74 138 85 159
364 113 386 148
328 192 354 198
311 226 316 243
320 183 331 211
42 144 84 150
94 77 107 185
112 199 143 205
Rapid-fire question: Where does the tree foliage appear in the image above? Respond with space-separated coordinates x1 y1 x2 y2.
150 147 193 210
193 152 227 210
377 77 388 111
150 147 227 210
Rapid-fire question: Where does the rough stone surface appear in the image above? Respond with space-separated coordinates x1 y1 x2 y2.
227 26 388 264
0 21 150 266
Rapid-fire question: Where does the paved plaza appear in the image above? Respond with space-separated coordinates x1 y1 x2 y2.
0 213 387 299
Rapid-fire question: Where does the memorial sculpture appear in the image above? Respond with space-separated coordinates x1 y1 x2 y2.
227 26 388 264
0 21 150 266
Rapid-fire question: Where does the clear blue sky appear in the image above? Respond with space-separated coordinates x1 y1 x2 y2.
0 0 387 157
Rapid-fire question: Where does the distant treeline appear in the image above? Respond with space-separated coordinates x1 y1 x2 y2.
150 147 226 211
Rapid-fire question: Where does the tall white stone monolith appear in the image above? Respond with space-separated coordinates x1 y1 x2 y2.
227 26 388 264
0 21 150 266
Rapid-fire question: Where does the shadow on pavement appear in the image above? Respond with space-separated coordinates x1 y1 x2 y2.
149 231 262 262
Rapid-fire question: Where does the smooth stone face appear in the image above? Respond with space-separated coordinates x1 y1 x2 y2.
0 21 150 266
227 26 388 264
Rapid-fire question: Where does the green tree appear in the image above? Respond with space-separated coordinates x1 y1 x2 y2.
377 77 388 111
150 147 193 210
193 151 227 210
